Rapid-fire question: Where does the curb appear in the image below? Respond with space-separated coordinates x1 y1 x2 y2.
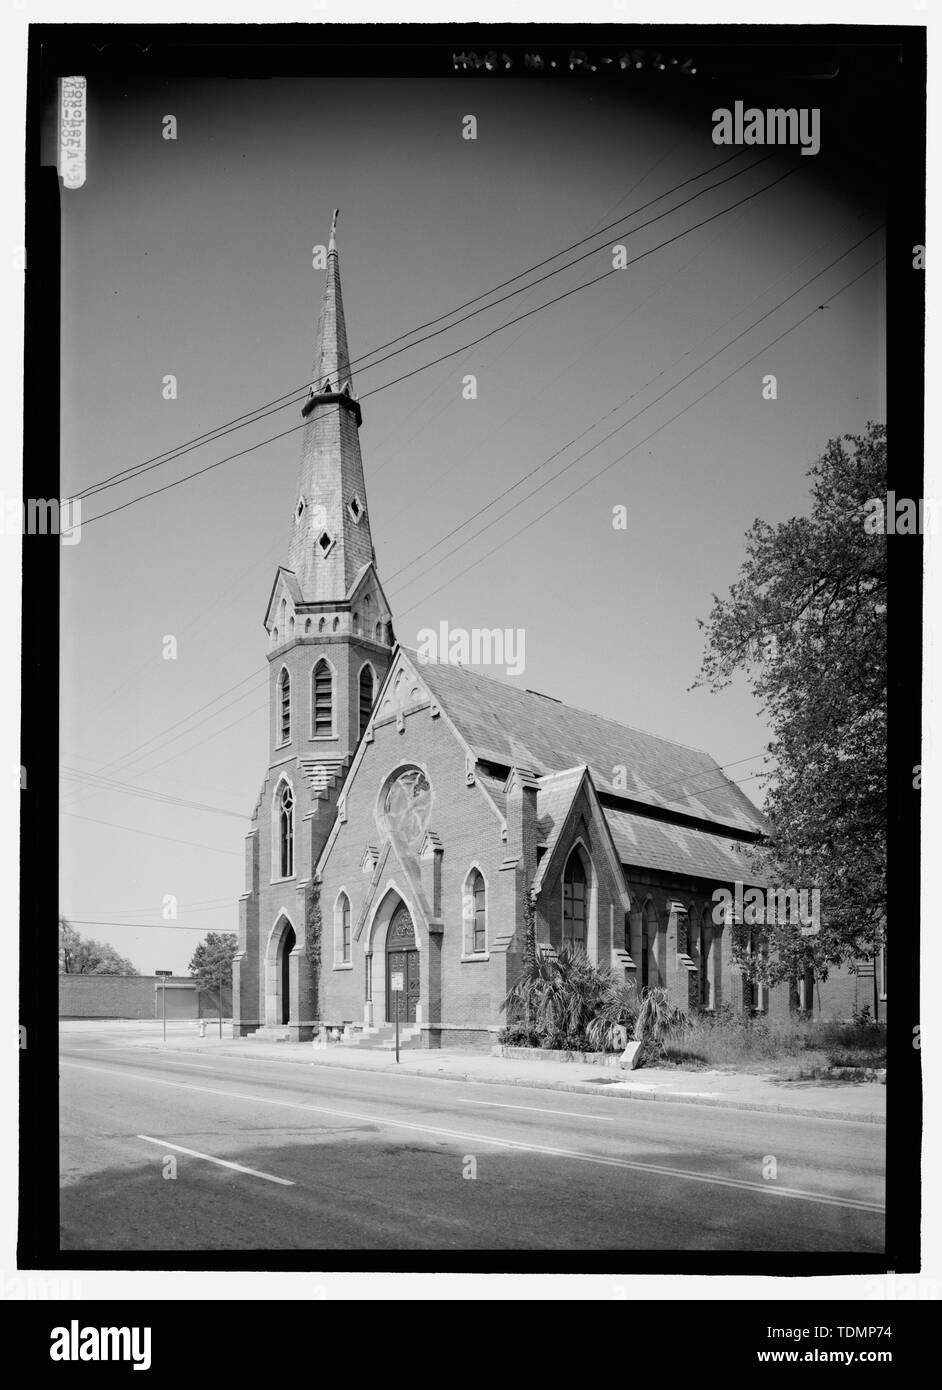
129 1040 887 1125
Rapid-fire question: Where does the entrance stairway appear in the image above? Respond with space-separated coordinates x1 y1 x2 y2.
339 1021 424 1051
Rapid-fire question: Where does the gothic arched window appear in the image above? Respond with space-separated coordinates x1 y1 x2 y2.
336 891 351 963
464 868 486 955
278 782 294 878
562 850 587 949
358 665 374 739
318 617 327 634
278 668 291 744
312 659 333 738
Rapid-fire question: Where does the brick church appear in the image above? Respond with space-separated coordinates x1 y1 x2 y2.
232 214 882 1046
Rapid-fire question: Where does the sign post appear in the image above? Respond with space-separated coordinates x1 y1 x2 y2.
155 970 172 1042
390 970 404 1063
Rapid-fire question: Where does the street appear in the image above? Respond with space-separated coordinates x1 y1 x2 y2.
59 1032 885 1252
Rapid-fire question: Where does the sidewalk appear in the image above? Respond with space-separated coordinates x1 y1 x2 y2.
70 1021 886 1124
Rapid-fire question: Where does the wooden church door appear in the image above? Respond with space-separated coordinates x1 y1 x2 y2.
386 905 420 1023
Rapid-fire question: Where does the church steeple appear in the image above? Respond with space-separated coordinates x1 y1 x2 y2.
263 210 394 778
284 208 378 602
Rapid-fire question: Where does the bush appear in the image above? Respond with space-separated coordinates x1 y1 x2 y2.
497 1021 543 1048
503 944 637 1053
658 1012 886 1072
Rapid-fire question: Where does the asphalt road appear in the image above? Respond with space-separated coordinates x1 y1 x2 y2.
59 1036 885 1252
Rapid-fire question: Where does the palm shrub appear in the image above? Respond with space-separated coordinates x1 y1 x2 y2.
586 981 639 1053
504 944 637 1052
633 985 690 1060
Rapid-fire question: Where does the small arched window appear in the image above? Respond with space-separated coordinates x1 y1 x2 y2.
278 668 291 744
332 617 340 633
359 665 374 739
364 594 372 610
337 892 351 963
304 618 312 634
318 617 327 634
312 659 333 737
465 869 486 954
279 782 294 878
353 610 361 635
562 851 587 949
375 622 382 642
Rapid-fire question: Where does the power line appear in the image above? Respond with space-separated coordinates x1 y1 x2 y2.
80 163 794 530
74 149 751 502
60 812 245 856
65 897 233 916
395 254 885 620
60 767 247 820
58 672 266 808
61 919 226 933
388 229 883 601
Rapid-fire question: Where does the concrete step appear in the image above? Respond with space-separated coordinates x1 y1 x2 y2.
340 1023 423 1049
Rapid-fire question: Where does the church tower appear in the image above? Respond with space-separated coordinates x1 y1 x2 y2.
262 209 395 788
234 211 395 1039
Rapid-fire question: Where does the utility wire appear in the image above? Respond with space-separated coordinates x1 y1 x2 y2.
395 255 886 620
75 149 751 501
389 229 883 599
80 163 793 529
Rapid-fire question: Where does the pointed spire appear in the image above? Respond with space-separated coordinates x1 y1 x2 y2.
284 211 377 604
310 207 355 401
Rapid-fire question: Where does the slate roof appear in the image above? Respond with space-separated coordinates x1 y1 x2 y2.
605 807 770 886
415 657 765 836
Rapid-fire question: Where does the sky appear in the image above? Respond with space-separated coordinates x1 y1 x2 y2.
57 74 885 974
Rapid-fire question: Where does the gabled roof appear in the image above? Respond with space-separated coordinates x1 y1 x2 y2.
530 767 629 909
262 566 303 631
607 807 769 886
413 657 765 835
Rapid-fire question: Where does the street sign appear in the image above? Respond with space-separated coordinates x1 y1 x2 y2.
156 971 172 1042
390 971 404 992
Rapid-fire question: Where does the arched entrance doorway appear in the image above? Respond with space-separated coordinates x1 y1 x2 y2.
280 923 296 1025
385 904 419 1022
265 914 296 1028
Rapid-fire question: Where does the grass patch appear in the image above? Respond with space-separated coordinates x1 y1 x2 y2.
658 1015 886 1077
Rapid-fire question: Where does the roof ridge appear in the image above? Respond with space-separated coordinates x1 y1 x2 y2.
401 647 718 762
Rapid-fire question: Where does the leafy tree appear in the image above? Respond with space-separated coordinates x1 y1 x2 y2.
188 931 238 999
58 915 140 975
693 422 886 989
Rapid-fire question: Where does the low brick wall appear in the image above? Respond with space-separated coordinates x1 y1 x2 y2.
492 1044 621 1067
58 974 232 1020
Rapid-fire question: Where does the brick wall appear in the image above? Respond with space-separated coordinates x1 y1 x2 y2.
317 695 512 1043
58 975 231 1020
